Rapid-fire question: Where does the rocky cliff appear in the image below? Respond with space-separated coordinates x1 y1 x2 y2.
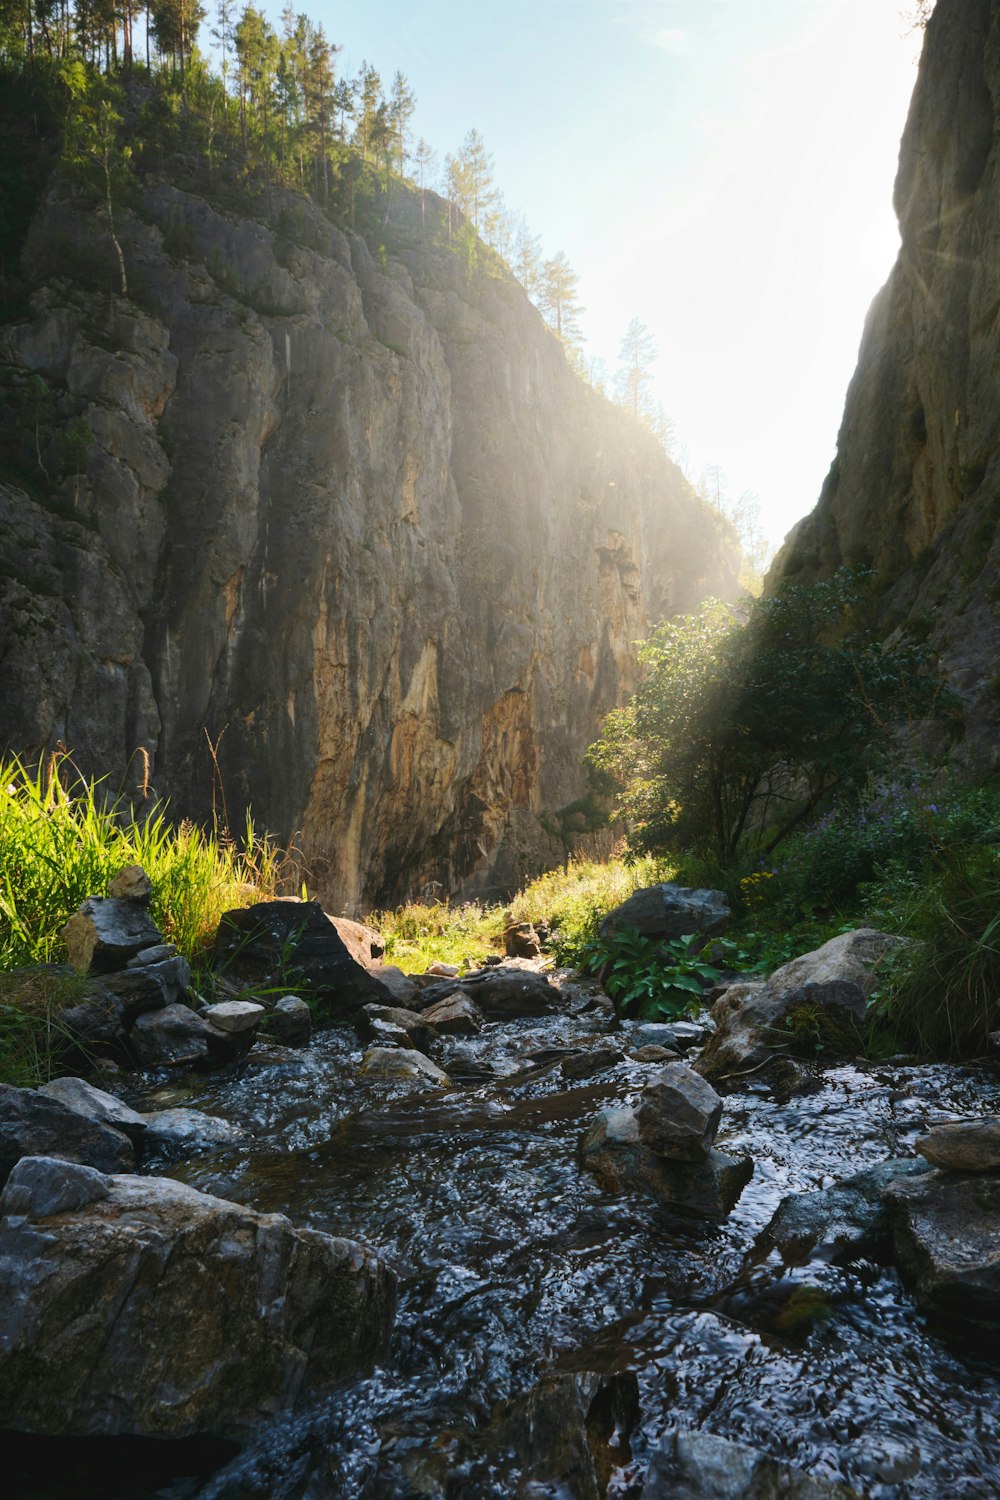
771 0 1000 770
0 164 736 910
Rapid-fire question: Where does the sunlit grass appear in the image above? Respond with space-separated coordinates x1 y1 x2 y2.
0 751 281 971
369 852 674 973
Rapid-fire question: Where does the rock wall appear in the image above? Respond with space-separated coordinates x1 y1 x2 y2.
771 0 1000 770
0 170 737 910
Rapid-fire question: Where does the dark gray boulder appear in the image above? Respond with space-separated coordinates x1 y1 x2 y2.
581 1106 752 1220
0 1156 396 1439
420 992 485 1035
213 901 393 1015
355 1004 439 1053
758 1158 932 1266
600 884 730 941
635 1063 723 1160
266 995 312 1046
0 1084 134 1187
60 897 163 974
641 1428 858 1498
129 1002 213 1067
885 1168 1000 1327
915 1117 1000 1172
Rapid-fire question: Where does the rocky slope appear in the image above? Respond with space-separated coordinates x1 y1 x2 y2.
0 162 736 910
771 0 1000 771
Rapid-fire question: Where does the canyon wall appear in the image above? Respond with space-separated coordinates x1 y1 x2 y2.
0 171 736 909
772 0 1000 770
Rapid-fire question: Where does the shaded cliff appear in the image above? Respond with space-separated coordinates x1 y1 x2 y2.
0 163 736 909
772 0 1000 770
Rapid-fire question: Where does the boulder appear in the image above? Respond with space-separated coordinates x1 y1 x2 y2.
473 1371 639 1500
426 961 460 978
630 1018 714 1052
325 913 385 967
420 991 485 1036
414 965 562 1019
635 1063 723 1161
581 1106 752 1220
139 1107 240 1157
561 1045 626 1080
0 1156 396 1439
61 897 163 974
885 1169 1000 1326
203 1000 267 1034
368 964 420 1007
695 930 897 1087
504 921 542 958
641 1428 857 1498
107 865 153 904
36 1077 149 1142
102 952 192 1018
0 1084 133 1187
266 995 312 1047
129 1003 213 1068
632 1044 682 1063
600 884 730 941
213 901 392 1015
915 1118 1000 1173
358 1046 450 1086
356 1004 439 1053
758 1159 932 1266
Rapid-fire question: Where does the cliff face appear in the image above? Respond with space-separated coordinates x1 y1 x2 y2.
0 171 736 910
772 0 1000 769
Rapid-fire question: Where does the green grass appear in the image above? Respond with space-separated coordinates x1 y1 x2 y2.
0 752 281 971
369 853 674 974
0 967 92 1087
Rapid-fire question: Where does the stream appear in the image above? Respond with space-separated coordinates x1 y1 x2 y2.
12 995 1000 1498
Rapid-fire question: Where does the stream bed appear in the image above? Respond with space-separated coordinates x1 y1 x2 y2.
12 998 1000 1498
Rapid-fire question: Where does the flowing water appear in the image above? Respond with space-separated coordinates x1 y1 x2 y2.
13 997 1000 1498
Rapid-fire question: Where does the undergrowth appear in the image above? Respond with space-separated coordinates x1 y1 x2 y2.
0 751 281 969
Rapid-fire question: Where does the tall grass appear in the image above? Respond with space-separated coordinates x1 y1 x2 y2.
0 752 281 969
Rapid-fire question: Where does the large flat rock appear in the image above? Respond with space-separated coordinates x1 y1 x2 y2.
0 1155 396 1439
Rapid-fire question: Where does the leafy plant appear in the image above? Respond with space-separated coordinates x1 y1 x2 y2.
579 927 720 1020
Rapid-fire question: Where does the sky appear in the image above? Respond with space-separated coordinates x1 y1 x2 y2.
293 0 927 550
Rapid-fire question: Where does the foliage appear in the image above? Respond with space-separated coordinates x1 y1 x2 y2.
0 966 92 1086
590 569 958 864
577 927 719 1021
0 752 281 970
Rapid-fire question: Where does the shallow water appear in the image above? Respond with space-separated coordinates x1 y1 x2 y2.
14 1003 1000 1498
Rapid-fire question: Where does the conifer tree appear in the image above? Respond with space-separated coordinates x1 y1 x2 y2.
615 316 657 421
540 251 584 352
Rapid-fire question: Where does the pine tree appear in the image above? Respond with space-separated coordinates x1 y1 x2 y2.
540 251 584 352
388 68 415 177
615 316 658 421
512 216 542 299
450 127 495 234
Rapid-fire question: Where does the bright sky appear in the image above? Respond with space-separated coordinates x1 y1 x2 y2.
296 0 925 550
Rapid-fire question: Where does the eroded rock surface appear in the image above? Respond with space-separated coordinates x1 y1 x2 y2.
0 1155 396 1439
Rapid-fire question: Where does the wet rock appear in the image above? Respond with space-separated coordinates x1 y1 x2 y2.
213 901 392 1016
140 1108 241 1157
886 1168 1000 1327
600 884 730 942
0 1155 396 1439
36 1077 148 1142
61 897 163 974
443 1049 497 1084
504 921 542 958
359 1046 450 1086
107 866 153 904
561 1045 626 1081
267 995 312 1046
631 1044 682 1063
695 930 896 1087
641 1428 857 1498
758 1159 932 1265
635 1064 722 1161
130 1003 212 1067
203 1000 267 1034
475 1371 640 1500
125 942 177 967
49 978 128 1057
420 992 485 1035
0 1085 134 1187
915 1117 1000 1172
356 1004 439 1053
581 1107 752 1220
630 1018 714 1052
